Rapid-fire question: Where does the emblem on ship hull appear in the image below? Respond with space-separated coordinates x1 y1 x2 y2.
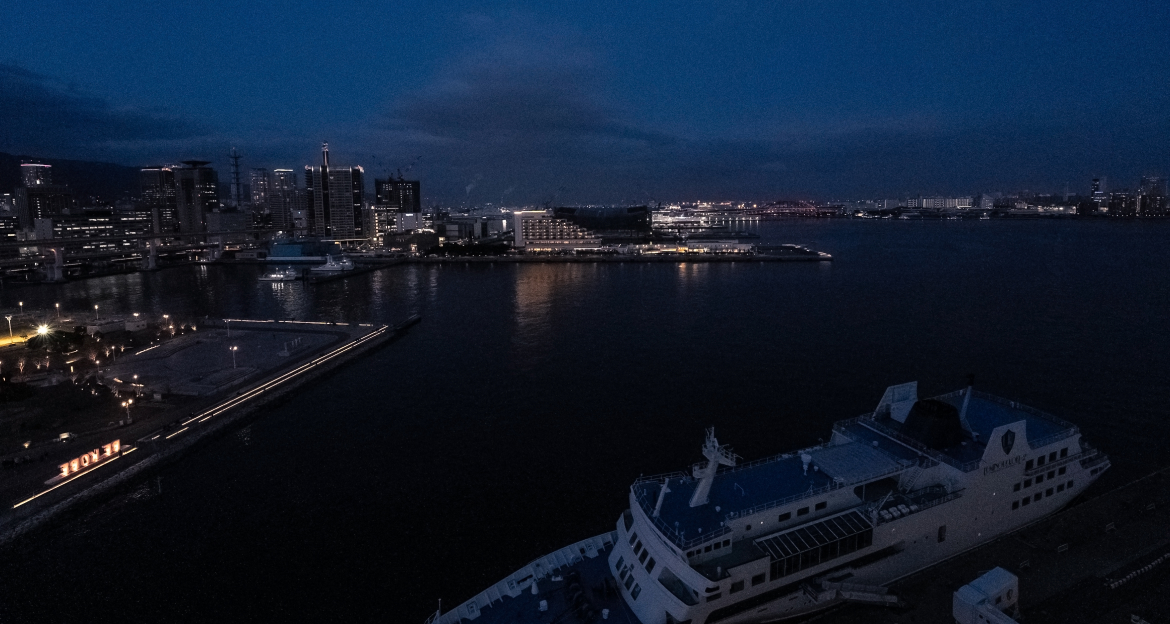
1001 430 1016 454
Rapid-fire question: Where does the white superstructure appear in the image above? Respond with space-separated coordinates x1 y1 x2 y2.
427 382 1109 624
609 382 1108 624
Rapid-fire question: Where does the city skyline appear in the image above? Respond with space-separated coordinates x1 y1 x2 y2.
2 2 1168 204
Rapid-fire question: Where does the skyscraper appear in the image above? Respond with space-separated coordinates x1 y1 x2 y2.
20 163 52 187
250 168 271 214
269 169 303 233
175 161 219 233
140 165 178 233
14 185 72 229
228 148 245 209
1138 176 1167 217
374 178 421 213
304 144 365 238
15 162 71 229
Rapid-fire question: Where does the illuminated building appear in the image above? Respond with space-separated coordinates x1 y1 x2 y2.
20 163 52 187
375 178 421 213
250 168 271 214
32 206 153 253
511 210 601 250
304 143 365 238
140 165 178 233
174 161 219 233
269 169 303 233
1138 176 1166 217
14 185 73 229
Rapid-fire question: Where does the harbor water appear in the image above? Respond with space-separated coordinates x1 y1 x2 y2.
1 219 1169 622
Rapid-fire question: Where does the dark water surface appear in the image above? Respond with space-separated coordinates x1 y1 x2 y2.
2 220 1169 622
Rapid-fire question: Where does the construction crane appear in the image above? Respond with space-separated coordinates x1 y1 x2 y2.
396 156 421 180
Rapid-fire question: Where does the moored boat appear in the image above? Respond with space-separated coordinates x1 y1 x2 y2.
427 381 1109 624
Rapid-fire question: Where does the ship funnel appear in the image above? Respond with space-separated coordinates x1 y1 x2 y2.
689 428 739 508
801 453 813 475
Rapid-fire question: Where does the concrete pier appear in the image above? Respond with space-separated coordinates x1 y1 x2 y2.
823 467 1170 624
0 315 421 544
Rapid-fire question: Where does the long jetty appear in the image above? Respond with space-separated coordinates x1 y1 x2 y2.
0 315 421 546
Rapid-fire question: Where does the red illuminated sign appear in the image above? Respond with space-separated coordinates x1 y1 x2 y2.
58 440 121 479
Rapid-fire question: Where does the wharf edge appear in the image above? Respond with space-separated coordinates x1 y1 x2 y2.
0 315 422 548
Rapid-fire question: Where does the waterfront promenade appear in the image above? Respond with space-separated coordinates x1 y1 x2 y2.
0 316 420 544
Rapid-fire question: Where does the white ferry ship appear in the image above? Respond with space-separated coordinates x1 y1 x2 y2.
426 382 1109 624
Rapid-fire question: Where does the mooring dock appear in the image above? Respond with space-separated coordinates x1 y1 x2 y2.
824 467 1170 624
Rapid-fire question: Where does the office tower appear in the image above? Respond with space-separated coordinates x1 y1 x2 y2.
1108 191 1137 216
140 165 179 234
250 168 271 214
374 178 421 213
304 143 365 238
1138 176 1167 217
14 175 73 228
175 161 219 233
269 169 301 232
228 148 245 209
20 163 52 187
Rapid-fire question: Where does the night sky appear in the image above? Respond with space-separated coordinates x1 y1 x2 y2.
2 1 1167 204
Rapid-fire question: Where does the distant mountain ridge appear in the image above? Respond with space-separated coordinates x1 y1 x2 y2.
0 152 140 201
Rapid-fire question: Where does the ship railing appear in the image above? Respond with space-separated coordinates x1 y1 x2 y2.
633 443 833 489
633 460 914 551
858 419 981 472
633 470 689 485
934 389 1080 435
723 462 910 522
424 531 617 624
1028 429 1079 450
632 487 734 550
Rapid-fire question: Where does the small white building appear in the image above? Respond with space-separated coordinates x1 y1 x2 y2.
953 567 1020 624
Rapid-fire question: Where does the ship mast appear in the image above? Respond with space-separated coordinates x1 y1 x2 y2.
689 428 738 507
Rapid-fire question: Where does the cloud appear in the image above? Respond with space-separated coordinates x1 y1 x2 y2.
366 12 1168 204
0 63 211 160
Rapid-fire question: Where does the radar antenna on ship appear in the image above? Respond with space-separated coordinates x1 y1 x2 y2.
689 428 739 507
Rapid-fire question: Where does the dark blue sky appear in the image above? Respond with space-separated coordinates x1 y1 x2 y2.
2 1 1167 204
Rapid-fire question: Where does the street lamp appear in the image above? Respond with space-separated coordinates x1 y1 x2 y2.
4 315 10 338
94 304 99 320
230 345 238 368
122 398 133 423
55 303 60 319
18 301 23 316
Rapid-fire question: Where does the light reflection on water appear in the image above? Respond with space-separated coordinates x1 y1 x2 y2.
2 220 1170 623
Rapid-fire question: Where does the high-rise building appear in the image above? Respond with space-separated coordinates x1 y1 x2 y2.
268 169 302 233
15 186 72 229
228 148 245 209
1138 176 1167 217
1107 191 1137 216
175 161 219 233
140 165 179 234
20 163 52 187
304 144 365 238
375 178 421 213
250 168 271 214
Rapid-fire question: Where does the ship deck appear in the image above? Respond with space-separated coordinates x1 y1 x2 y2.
453 544 640 624
636 455 836 545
